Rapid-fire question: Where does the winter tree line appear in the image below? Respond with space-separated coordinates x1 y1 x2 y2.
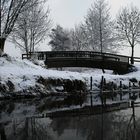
0 0 140 64
49 0 140 64
0 0 51 54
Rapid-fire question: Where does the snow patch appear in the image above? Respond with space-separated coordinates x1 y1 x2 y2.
0 55 140 96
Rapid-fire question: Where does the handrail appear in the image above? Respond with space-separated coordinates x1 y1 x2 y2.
22 51 140 64
22 51 130 57
45 51 129 63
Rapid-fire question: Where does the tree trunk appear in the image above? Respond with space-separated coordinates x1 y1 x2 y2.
0 38 6 54
131 45 134 64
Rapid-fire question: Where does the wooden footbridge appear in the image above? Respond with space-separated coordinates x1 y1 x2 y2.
22 51 140 74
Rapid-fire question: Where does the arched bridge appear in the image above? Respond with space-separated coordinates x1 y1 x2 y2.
22 51 140 74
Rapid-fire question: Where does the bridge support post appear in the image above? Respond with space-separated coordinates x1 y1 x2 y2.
90 77 93 90
111 82 114 101
129 82 132 99
131 57 134 64
119 81 123 100
90 77 93 107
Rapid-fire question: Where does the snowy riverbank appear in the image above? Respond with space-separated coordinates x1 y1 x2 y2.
0 55 140 98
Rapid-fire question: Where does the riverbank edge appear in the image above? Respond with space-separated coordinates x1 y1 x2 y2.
0 76 88 100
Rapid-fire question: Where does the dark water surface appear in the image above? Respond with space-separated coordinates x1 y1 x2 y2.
0 98 140 140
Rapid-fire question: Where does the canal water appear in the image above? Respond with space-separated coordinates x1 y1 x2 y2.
0 98 140 140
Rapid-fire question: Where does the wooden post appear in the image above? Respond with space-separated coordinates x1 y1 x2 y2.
111 81 114 101
103 77 106 86
120 81 122 100
101 76 107 105
101 76 104 90
90 77 93 90
90 77 93 107
100 76 104 105
129 82 131 99
90 91 93 107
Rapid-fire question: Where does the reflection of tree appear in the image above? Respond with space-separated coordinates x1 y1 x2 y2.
4 117 53 140
50 112 140 140
2 109 140 140
50 117 72 136
109 114 128 140
51 114 111 140
30 118 52 140
73 114 117 140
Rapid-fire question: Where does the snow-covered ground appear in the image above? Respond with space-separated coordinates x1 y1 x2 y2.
0 55 140 96
1 55 140 122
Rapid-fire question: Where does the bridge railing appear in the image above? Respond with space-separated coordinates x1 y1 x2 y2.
45 51 91 58
22 51 140 64
133 57 140 63
44 51 129 63
22 52 46 60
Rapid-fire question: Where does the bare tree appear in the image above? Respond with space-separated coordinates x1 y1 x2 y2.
12 0 51 54
85 6 99 51
116 6 140 64
85 0 116 53
70 24 89 51
0 0 40 55
49 25 71 51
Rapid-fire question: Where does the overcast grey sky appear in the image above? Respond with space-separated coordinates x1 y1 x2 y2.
5 0 140 57
48 0 140 28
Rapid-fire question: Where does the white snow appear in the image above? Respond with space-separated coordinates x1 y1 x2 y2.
0 55 140 94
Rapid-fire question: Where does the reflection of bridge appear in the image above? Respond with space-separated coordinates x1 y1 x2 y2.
22 51 140 74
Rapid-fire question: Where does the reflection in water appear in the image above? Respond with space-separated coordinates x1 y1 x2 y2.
0 123 6 140
1 108 140 140
50 113 128 140
0 118 53 140
1 97 140 140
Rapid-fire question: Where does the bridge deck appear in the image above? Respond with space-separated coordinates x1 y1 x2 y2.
22 51 140 74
